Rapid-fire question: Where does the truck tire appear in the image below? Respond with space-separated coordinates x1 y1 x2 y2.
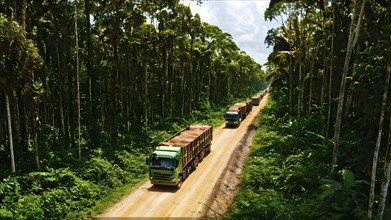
176 177 183 189
205 145 211 155
194 156 199 169
199 151 204 161
182 168 188 180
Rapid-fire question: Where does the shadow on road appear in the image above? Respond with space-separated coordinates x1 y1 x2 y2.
146 184 178 193
223 126 239 129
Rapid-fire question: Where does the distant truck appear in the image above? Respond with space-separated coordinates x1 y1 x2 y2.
224 103 247 127
147 124 213 189
252 90 267 106
252 96 260 106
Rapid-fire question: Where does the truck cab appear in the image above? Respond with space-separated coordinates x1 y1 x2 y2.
147 146 182 187
252 96 260 106
225 111 240 126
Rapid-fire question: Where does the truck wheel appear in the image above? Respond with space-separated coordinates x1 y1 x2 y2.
205 145 211 155
194 156 199 168
183 168 188 180
176 177 183 189
199 151 204 161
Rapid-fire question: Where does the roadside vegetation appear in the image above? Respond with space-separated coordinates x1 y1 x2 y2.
229 91 374 219
230 0 391 218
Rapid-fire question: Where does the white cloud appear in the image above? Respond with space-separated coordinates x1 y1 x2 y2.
184 0 280 65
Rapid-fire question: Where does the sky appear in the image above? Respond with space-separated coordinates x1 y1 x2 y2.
182 0 281 66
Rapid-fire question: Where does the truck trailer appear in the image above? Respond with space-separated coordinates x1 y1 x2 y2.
224 103 247 127
147 124 213 189
246 99 253 114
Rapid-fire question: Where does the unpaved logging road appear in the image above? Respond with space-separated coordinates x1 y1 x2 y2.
99 94 269 218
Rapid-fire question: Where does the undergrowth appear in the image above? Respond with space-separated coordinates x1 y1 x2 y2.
228 92 333 219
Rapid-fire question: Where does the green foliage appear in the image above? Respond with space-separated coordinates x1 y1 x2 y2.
0 147 148 219
312 169 369 220
230 188 293 219
0 14 42 91
228 92 331 219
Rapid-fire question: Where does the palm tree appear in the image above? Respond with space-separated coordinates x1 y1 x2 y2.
0 15 42 172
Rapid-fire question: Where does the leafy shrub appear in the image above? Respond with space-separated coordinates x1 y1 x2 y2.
14 194 45 220
229 188 292 219
312 169 369 220
0 176 21 219
0 176 20 202
81 157 123 188
41 188 71 219
114 150 147 181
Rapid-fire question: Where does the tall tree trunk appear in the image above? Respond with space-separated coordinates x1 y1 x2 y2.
289 39 293 113
181 57 185 117
20 0 26 33
162 39 168 120
320 54 326 116
379 120 391 220
143 57 148 132
6 92 16 173
308 58 314 115
326 1 335 139
332 0 366 166
373 56 391 220
111 0 120 136
50 3 66 150
33 112 40 170
296 16 303 121
74 3 81 160
127 57 135 131
85 0 95 144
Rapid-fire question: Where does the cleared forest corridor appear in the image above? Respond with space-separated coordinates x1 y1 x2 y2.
99 94 269 218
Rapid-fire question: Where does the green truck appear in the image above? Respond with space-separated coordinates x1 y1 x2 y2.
147 124 213 189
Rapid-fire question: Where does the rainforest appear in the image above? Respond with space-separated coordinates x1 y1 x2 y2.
1 0 391 219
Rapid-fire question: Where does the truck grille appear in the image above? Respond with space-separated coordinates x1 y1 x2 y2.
153 172 172 180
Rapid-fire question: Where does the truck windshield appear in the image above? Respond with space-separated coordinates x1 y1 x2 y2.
151 156 177 170
225 112 239 120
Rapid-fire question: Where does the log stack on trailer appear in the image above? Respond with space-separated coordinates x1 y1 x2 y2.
160 124 212 170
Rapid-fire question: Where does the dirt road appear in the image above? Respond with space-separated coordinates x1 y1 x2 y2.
99 94 268 218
